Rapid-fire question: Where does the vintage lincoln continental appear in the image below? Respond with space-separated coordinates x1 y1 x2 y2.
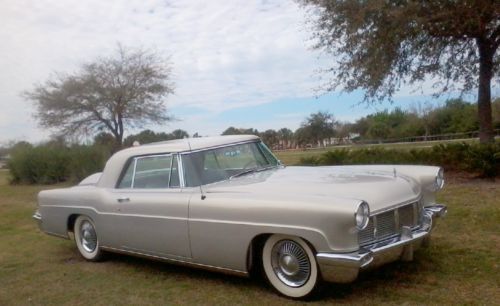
34 135 447 298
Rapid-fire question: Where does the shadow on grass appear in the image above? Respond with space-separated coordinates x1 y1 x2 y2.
95 251 264 289
317 250 442 301
59 242 446 303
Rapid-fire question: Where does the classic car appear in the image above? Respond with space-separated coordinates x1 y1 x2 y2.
33 135 447 298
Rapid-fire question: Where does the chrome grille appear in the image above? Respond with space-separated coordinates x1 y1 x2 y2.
359 202 419 246
398 204 416 227
358 218 375 245
377 211 396 238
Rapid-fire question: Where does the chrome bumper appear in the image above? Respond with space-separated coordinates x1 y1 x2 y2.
33 211 42 230
317 204 447 283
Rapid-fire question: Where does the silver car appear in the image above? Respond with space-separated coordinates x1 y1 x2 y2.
33 135 446 298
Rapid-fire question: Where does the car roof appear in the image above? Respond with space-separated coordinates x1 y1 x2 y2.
97 135 260 188
126 134 260 154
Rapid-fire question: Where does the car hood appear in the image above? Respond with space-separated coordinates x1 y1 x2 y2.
203 166 421 212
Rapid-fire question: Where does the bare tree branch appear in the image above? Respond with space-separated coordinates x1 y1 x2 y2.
24 45 175 145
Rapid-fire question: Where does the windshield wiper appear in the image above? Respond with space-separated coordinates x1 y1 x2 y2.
229 169 257 180
229 165 278 180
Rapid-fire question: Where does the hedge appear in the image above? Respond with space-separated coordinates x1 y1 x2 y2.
7 141 499 185
299 142 500 178
8 144 110 184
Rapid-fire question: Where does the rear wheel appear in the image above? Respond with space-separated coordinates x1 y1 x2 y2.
262 234 319 299
74 215 103 261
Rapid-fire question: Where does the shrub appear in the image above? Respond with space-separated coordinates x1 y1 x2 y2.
299 142 500 178
465 143 500 177
8 144 109 184
68 145 109 182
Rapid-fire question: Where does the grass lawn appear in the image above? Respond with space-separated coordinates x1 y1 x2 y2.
0 169 499 305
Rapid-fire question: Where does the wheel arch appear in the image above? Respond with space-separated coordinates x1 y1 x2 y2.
67 214 79 233
246 232 319 275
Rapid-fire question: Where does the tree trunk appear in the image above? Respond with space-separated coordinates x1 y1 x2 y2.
476 38 494 144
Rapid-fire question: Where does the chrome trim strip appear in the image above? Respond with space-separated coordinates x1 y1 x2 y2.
317 252 373 269
370 198 420 216
131 158 138 188
100 246 248 277
33 211 43 231
45 231 70 239
179 140 260 155
38 204 188 221
424 204 447 218
32 212 42 221
168 154 174 187
177 154 186 188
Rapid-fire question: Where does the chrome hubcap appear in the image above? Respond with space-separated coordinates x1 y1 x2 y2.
271 240 311 287
80 221 97 253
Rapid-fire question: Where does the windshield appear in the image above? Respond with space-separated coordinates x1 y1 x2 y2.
182 141 280 187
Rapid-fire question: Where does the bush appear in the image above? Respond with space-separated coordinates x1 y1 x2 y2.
299 142 500 178
465 143 500 177
8 144 109 184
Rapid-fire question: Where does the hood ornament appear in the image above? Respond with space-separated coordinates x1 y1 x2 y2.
393 167 397 178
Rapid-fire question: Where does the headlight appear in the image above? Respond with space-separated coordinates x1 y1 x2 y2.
355 201 370 230
435 168 444 190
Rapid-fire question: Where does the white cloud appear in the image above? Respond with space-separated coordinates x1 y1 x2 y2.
4 0 486 143
0 0 333 143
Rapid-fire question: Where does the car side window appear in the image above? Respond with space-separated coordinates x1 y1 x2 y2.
117 154 180 189
117 160 135 188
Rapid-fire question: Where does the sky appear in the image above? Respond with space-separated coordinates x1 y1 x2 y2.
0 0 487 144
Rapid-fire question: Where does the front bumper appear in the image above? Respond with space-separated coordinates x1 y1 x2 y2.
33 210 42 230
317 204 447 283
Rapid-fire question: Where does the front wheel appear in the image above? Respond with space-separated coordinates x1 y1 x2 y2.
74 215 103 261
262 234 320 299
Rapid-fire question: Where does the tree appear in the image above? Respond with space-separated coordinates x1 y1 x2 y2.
123 129 170 146
410 102 437 139
336 122 352 143
170 129 189 139
301 0 499 143
301 111 336 146
367 121 391 141
25 45 174 146
294 126 312 147
122 128 189 146
277 128 294 148
493 98 500 129
93 132 117 147
429 99 479 134
221 127 260 136
261 129 279 147
221 127 243 135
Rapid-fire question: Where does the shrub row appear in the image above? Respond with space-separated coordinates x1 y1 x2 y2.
299 142 500 178
8 144 110 184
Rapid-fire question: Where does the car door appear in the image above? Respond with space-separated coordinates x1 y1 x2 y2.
108 153 192 259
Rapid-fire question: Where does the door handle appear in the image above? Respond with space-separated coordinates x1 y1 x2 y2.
117 197 130 203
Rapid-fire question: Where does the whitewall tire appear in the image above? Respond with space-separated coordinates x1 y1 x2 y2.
74 215 103 261
262 234 319 299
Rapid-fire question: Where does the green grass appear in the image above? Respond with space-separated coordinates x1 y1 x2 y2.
0 169 499 305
